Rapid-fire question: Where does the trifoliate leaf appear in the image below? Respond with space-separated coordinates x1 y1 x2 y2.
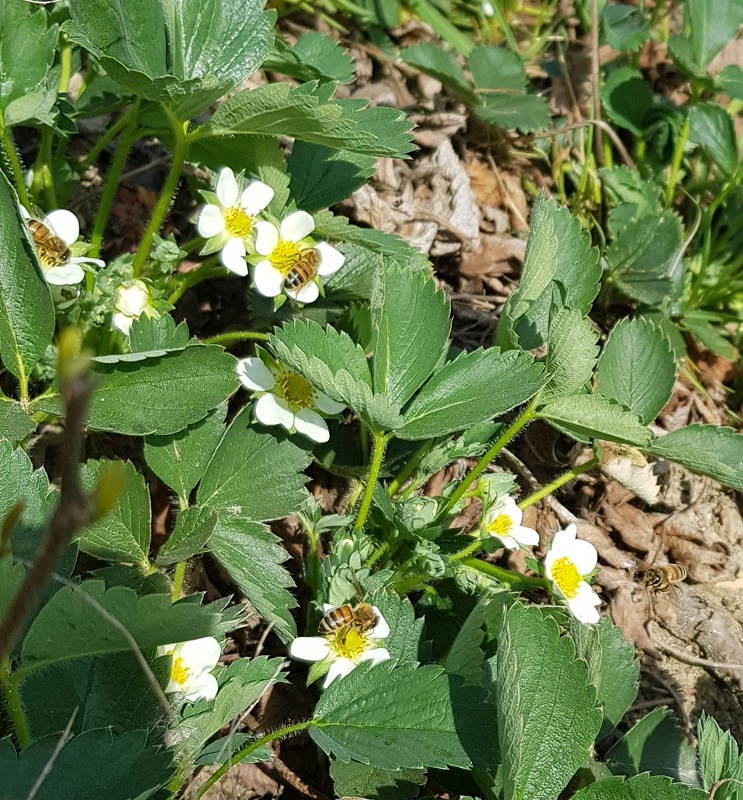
371 263 450 407
156 506 217 565
494 604 602 800
596 317 677 424
79 459 151 566
644 425 743 490
540 308 599 402
572 775 706 800
144 402 227 500
398 348 544 441
35 346 238 436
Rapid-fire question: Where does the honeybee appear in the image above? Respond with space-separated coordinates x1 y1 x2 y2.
637 563 687 593
285 248 321 292
319 602 378 635
26 218 69 267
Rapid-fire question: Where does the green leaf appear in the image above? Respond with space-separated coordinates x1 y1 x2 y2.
0 556 24 620
78 460 151 566
156 506 217 565
669 0 743 75
572 775 707 800
596 317 677 424
65 0 275 117
197 82 414 157
600 67 654 135
719 64 743 100
494 603 602 800
697 714 743 800
144 402 227 499
36 346 238 436
0 170 55 380
330 760 426 800
606 210 683 305
681 313 737 359
570 616 639 739
265 32 355 84
397 348 544 440
645 425 743 489
401 42 476 103
442 598 487 686
540 309 599 402
209 519 297 643
310 663 478 770
602 4 651 51
0 0 58 125
538 394 652 446
688 103 739 177
495 194 600 350
0 397 35 442
129 313 191 352
371 264 450 407
19 583 221 675
0 729 173 800
606 707 700 785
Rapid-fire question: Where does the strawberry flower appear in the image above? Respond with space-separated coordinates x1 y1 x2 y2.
157 637 221 702
481 496 539 550
112 279 154 335
544 523 601 624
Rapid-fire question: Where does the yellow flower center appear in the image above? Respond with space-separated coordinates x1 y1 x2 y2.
277 371 315 410
269 240 302 274
487 513 513 537
223 206 253 238
551 556 582 599
329 627 367 660
171 656 190 686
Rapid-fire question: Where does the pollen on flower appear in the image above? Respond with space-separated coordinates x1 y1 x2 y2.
488 513 513 536
223 206 253 238
277 371 315 409
551 556 582 598
329 627 367 660
171 656 190 686
269 240 302 273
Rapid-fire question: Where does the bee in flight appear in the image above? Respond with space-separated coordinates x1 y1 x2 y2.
285 248 322 293
26 216 70 268
637 563 687 593
318 602 378 635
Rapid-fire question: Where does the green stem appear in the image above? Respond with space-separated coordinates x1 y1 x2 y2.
32 129 57 208
0 118 30 207
665 115 689 205
353 431 389 531
388 439 434 496
364 541 389 569
81 112 133 170
488 0 519 54
58 38 72 95
17 366 29 409
443 400 537 514
461 558 547 589
132 109 188 278
390 572 430 596
1 659 30 748
167 257 224 304
196 722 311 799
448 537 484 564
89 99 141 259
171 561 187 601
406 0 473 54
518 457 599 510
202 329 269 346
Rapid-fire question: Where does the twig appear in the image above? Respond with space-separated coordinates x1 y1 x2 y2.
537 121 636 169
259 756 330 800
650 627 743 672
629 697 673 712
25 709 78 800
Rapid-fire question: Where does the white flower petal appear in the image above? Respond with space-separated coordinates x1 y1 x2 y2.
566 582 601 624
279 210 314 242
324 658 355 687
240 181 274 215
215 167 239 207
511 525 539 547
178 637 222 672
253 221 280 256
115 281 149 316
44 263 85 285
112 312 133 335
289 636 331 663
496 496 522 526
314 391 345 415
197 204 225 238
293 407 329 443
286 280 319 304
254 392 294 431
322 603 336 613
356 647 391 666
157 644 176 658
236 357 275 392
315 241 345 277
19 205 31 220
570 537 598 575
69 255 105 268
253 260 284 297
184 671 218 702
369 609 389 640
497 534 520 551
43 209 79 245
220 238 248 276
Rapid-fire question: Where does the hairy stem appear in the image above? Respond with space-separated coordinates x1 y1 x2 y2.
1 658 30 748
517 457 599 510
461 558 547 589
81 112 133 170
195 722 311 798
171 561 187 601
353 431 389 530
388 439 434 497
665 115 689 205
202 329 270 346
0 117 30 207
448 537 485 564
166 257 224 304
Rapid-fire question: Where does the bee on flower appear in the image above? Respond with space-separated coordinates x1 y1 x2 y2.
112 279 156 335
157 637 221 702
544 523 601 624
481 495 539 550
253 210 345 304
236 355 345 443
289 604 391 687
196 167 274 276
21 206 103 288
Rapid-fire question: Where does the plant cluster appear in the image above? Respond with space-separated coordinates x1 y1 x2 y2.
0 1 742 799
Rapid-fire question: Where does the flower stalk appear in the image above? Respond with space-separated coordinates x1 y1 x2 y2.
518 457 599 510
388 439 434 496
1 658 30 748
0 117 30 208
461 558 547 589
353 431 389 530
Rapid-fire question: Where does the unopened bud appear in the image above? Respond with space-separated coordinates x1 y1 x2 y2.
90 462 126 521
